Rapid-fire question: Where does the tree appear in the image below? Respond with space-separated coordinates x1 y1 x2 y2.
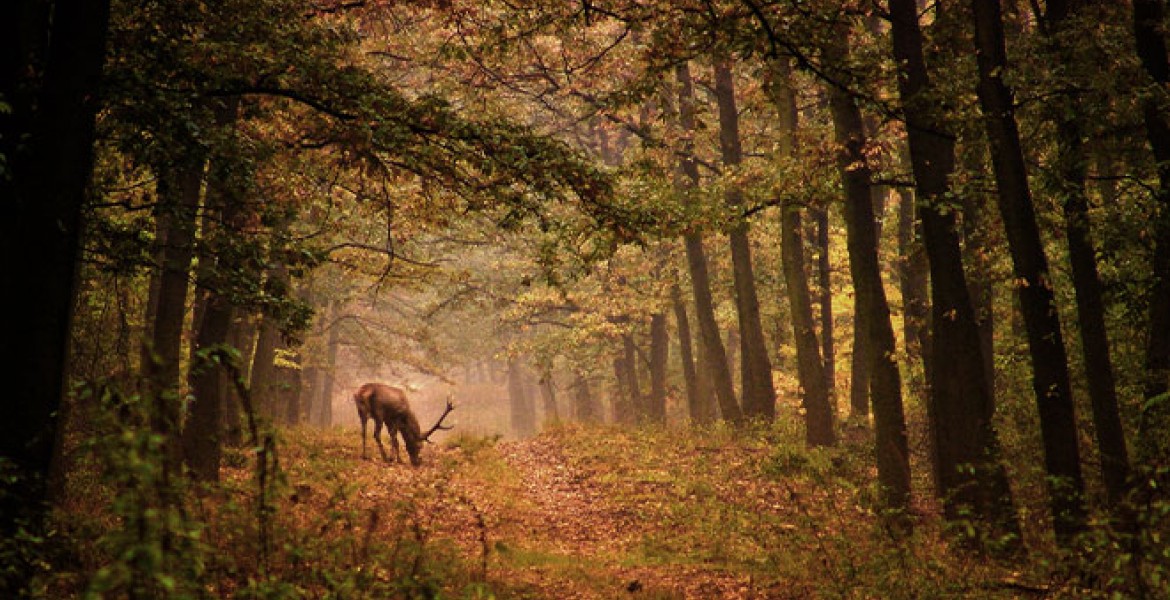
0 0 112 591
714 57 777 420
675 61 743 423
1042 0 1129 508
824 32 910 518
888 0 1019 540
971 0 1087 541
1132 0 1170 469
767 58 833 447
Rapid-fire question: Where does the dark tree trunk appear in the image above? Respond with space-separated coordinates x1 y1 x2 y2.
958 147 996 396
0 0 111 575
222 313 255 444
889 0 1020 539
1044 0 1130 508
648 312 669 423
282 363 303 425
1132 0 1170 468
539 373 560 423
815 207 837 410
848 234 872 419
768 58 834 446
825 60 911 518
319 301 341 426
249 287 283 421
672 284 708 423
147 154 205 483
676 61 742 422
303 366 321 425
182 99 242 482
572 372 599 422
623 332 643 419
972 0 1087 541
896 185 932 398
611 336 635 424
183 268 232 481
725 325 739 395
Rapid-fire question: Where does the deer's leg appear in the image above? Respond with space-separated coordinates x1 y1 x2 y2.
373 418 390 462
388 422 402 463
360 416 369 460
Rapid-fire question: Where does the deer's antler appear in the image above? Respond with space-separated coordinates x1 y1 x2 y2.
421 396 455 442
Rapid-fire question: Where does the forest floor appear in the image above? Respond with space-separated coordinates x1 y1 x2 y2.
255 422 1042 599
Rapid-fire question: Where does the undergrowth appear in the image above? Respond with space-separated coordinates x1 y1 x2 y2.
16 401 1170 599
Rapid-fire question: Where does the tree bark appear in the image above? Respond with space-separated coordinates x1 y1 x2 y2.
624 332 643 420
972 0 1087 541
825 52 911 517
182 99 243 481
889 0 1019 539
676 61 743 422
1044 0 1130 508
249 270 285 421
1132 0 1170 469
896 185 932 399
539 372 560 423
572 372 599 422
958 146 996 397
0 0 111 573
318 301 341 426
147 152 205 485
672 284 704 423
768 58 834 446
815 206 838 411
648 312 669 423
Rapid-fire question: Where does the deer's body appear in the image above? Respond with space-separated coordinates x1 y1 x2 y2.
353 383 453 467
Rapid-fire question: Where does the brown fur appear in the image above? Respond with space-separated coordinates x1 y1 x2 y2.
353 383 424 466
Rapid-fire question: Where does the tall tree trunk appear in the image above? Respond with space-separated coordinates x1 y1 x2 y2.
1044 0 1130 508
222 313 253 446
623 332 643 420
319 302 341 426
0 0 111 576
768 58 834 446
611 337 634 424
147 153 205 485
676 61 743 422
672 284 707 423
648 312 669 423
539 372 560 424
572 372 599 422
249 270 285 421
815 207 837 410
825 51 911 518
282 362 303 425
972 0 1087 541
1132 0 1170 469
889 0 1019 540
182 99 242 482
958 146 996 396
896 185 932 399
183 242 233 482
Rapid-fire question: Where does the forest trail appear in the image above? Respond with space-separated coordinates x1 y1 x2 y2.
336 427 801 599
467 437 759 599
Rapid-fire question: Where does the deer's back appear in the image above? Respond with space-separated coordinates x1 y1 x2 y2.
357 383 412 420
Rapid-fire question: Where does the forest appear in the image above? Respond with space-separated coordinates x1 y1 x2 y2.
3 0 1170 597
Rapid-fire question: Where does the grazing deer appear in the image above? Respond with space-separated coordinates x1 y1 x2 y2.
353 383 455 467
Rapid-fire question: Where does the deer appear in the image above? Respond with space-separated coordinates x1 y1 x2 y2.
353 383 455 467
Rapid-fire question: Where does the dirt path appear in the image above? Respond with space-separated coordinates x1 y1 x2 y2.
440 437 768 599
